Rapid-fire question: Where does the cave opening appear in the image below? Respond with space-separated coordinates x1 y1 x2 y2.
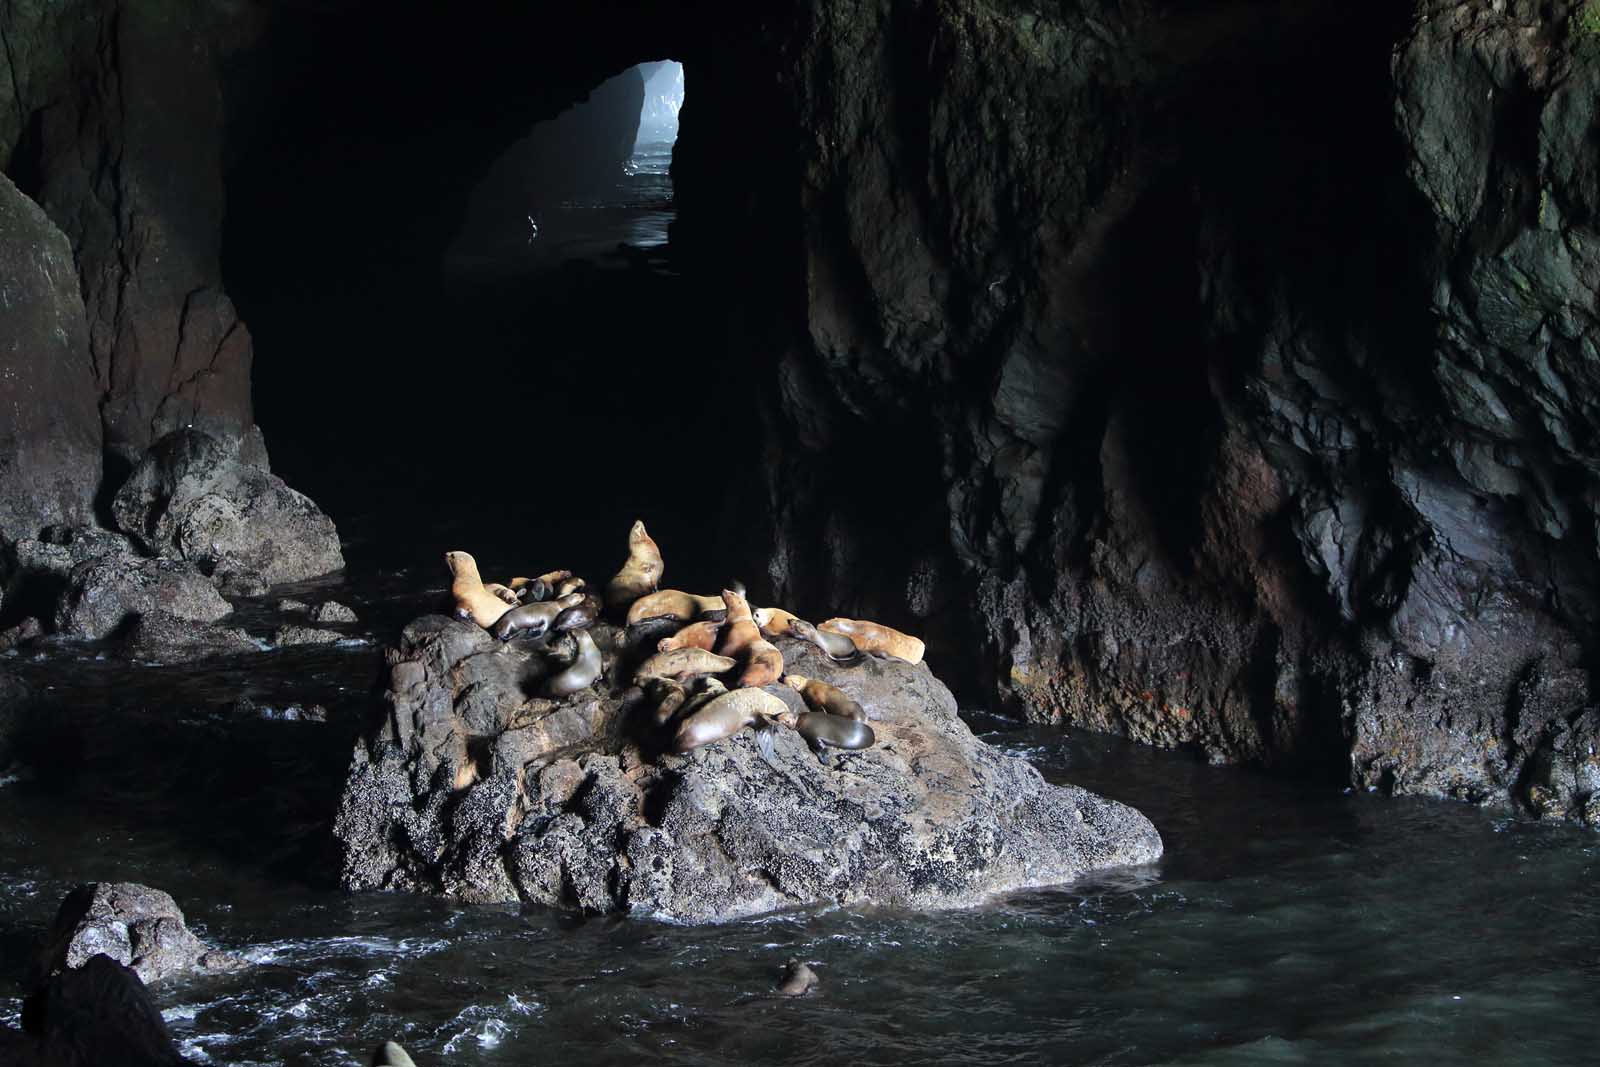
223 41 748 589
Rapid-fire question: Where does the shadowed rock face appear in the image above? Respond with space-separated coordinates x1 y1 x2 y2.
334 616 1161 921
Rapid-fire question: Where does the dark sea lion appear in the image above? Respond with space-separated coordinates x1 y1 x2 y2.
782 674 866 721
555 575 586 598
777 708 875 763
604 520 664 610
493 592 585 641
788 618 864 662
552 593 602 632
445 550 515 628
817 617 925 663
777 960 819 997
544 629 602 697
672 688 787 753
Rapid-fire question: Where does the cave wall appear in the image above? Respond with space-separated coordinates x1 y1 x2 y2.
720 0 1600 821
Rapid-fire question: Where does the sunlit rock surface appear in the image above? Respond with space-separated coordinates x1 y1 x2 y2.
335 616 1161 922
29 882 248 988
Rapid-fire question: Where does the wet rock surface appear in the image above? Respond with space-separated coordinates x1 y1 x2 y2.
52 556 231 642
123 612 258 663
112 429 344 586
335 616 1162 921
29 882 247 988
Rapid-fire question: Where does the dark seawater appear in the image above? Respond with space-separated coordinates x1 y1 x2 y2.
1 563 1596 1066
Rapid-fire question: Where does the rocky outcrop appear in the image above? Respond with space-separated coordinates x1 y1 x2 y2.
53 556 231 641
29 882 247 987
0 172 102 544
334 616 1161 921
123 611 258 662
3 955 192 1067
112 429 343 585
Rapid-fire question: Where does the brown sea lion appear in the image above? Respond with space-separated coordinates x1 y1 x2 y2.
672 687 788 753
716 587 762 657
445 550 516 628
492 591 585 641
604 520 664 609
625 589 726 625
657 619 724 652
482 582 520 605
646 677 688 725
544 629 602 697
739 638 785 689
776 960 819 997
817 618 925 664
782 674 866 721
635 647 736 683
753 606 802 637
776 707 876 762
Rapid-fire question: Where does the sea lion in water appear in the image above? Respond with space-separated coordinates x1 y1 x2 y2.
626 589 726 625
782 674 866 721
544 628 602 697
739 638 785 689
657 619 724 652
817 618 925 664
604 520 663 610
445 551 516 628
493 591 585 641
371 1041 417 1067
753 606 802 638
788 618 864 662
716 587 762 657
777 960 819 997
776 707 876 762
635 647 736 683
672 687 788 753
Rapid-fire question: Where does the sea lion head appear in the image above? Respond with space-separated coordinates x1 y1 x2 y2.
781 674 808 691
444 550 478 578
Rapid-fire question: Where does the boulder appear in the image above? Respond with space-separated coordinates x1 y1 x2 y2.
9 955 193 1067
0 173 101 545
123 611 258 662
2 527 140 623
29 882 247 988
310 600 358 623
271 624 344 647
53 557 231 641
112 429 343 586
334 615 1161 921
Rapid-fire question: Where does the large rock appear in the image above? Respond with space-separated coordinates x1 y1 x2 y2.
334 615 1161 921
6 955 193 1067
0 172 102 545
53 556 231 641
29 882 247 988
123 611 258 663
112 429 343 585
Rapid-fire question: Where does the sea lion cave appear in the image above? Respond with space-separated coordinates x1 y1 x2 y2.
2 1 1600 1063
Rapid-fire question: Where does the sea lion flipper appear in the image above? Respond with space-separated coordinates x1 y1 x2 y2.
755 719 778 768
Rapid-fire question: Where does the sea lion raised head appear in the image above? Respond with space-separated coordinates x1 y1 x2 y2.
604 519 664 610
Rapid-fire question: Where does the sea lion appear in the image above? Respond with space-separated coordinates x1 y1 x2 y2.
492 591 585 641
604 520 664 609
635 647 736 683
777 960 819 997
782 674 866 721
544 629 602 697
776 707 876 762
625 589 726 625
445 550 515 628
646 677 688 724
555 575 586 598
716 587 762 657
739 638 785 689
817 618 925 664
371 1041 417 1067
672 687 788 753
657 619 724 652
483 582 520 605
787 618 864 662
552 593 602 632
753 606 803 638
511 569 573 602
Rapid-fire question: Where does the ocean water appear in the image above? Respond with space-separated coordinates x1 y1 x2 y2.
1 565 1596 1065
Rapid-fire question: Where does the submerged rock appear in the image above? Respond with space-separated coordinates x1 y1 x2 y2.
335 615 1161 922
30 882 248 987
310 600 359 624
271 624 344 647
111 428 344 585
52 557 231 641
124 611 258 662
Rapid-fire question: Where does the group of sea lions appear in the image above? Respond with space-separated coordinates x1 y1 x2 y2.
443 520 926 764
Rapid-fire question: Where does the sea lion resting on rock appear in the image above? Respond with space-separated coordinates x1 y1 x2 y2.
510 569 571 602
716 588 762 657
753 606 802 637
817 618 925 664
626 589 726 625
788 619 866 663
782 674 866 721
492 591 585 641
672 687 787 753
739 638 784 689
657 619 724 652
604 520 663 610
445 550 515 628
553 593 601 632
483 582 520 605
544 629 602 697
775 707 876 763
635 647 736 683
